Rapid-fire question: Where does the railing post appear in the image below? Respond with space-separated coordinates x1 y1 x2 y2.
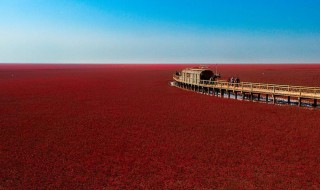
299 88 302 97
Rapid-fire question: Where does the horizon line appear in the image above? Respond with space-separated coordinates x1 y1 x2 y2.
1 62 320 65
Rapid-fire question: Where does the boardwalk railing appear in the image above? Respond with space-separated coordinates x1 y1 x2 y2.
173 75 320 100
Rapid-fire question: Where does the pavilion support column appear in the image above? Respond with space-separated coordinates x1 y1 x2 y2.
257 94 261 101
228 91 231 98
288 96 291 104
266 94 269 103
242 92 245 100
235 92 238 100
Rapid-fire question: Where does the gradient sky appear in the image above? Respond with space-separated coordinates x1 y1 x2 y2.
0 0 320 63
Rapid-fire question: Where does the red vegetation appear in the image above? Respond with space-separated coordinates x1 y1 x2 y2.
1 64 320 189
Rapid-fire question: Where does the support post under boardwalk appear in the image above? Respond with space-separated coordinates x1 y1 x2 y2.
298 97 302 107
250 93 253 101
242 92 245 100
273 95 276 104
266 94 269 102
313 99 317 107
288 96 291 104
228 91 231 98
220 89 224 97
257 94 261 101
235 92 238 99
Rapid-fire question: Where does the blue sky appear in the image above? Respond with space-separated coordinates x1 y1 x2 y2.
0 0 320 63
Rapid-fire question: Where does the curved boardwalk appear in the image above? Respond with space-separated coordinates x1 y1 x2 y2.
173 75 320 107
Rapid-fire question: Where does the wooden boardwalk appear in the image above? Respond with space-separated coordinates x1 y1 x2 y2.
173 75 320 107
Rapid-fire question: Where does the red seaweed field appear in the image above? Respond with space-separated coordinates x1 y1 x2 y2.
1 64 320 189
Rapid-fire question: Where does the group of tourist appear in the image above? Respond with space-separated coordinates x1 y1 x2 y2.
228 77 240 86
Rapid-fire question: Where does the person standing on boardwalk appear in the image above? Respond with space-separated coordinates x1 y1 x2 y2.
235 78 240 87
